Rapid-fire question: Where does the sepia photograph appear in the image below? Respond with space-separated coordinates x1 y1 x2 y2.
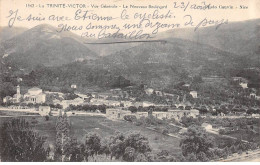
0 0 259 162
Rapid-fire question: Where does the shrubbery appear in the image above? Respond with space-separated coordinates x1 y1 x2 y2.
0 118 50 161
123 115 137 122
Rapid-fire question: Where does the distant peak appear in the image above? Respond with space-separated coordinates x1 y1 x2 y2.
31 24 57 31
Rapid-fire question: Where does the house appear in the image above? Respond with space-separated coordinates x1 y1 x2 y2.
142 101 155 107
3 96 13 103
152 112 168 119
167 110 187 120
17 78 23 82
134 101 155 108
61 97 84 109
39 106 51 116
53 99 62 105
145 88 154 95
106 108 148 120
118 110 132 119
120 101 133 107
136 112 149 119
167 109 199 120
252 114 260 117
183 84 190 87
106 108 132 120
201 123 213 131
155 91 163 96
3 85 22 103
239 82 248 89
107 100 121 107
190 109 200 117
190 91 198 98
71 84 77 89
250 93 256 98
106 109 119 119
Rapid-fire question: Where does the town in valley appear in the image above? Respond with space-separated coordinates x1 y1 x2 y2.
0 18 260 162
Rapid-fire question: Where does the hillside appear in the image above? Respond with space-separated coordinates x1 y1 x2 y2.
158 19 260 66
0 26 28 42
0 21 259 91
86 38 241 89
0 24 97 69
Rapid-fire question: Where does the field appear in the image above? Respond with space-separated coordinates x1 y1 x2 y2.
0 115 181 155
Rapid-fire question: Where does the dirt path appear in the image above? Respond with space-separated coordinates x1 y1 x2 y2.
220 149 260 162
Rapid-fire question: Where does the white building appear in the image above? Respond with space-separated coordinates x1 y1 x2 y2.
134 101 155 108
239 82 248 89
61 97 84 109
136 112 149 118
120 101 133 107
71 84 77 89
3 96 13 103
190 91 198 98
145 88 154 95
16 85 22 102
106 109 148 120
39 106 51 116
250 93 256 98
3 86 46 104
107 100 121 107
3 85 22 103
24 87 46 104
152 112 168 119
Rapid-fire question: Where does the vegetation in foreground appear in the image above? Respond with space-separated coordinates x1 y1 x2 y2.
1 115 259 162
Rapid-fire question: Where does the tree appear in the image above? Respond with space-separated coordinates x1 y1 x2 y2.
181 116 201 127
129 106 138 113
184 153 198 162
124 115 137 122
99 138 111 157
109 132 152 161
196 152 209 161
54 112 70 161
180 125 214 161
0 118 49 162
45 115 50 121
246 109 255 115
63 138 85 162
84 132 101 158
162 129 169 135
123 147 135 162
124 132 152 155
109 132 126 160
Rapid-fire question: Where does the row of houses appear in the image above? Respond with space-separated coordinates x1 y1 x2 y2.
144 87 198 98
106 108 199 121
3 86 46 104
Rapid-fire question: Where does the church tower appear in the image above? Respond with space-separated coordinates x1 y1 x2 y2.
16 85 21 102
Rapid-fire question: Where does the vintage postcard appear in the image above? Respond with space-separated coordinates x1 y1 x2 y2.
0 0 259 162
